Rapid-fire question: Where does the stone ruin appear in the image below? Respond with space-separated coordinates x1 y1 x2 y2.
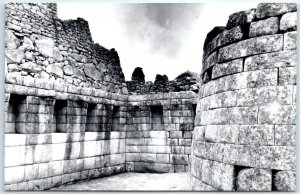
4 2 297 191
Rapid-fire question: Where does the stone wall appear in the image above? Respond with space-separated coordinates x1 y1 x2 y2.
126 92 197 173
4 82 128 190
126 71 199 94
5 3 127 94
190 3 297 191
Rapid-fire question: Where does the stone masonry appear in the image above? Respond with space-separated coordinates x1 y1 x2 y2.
190 3 297 191
4 2 297 192
4 3 197 190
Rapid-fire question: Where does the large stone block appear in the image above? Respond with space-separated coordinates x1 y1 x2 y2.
5 146 25 167
226 8 256 29
275 125 296 146
279 67 296 85
5 166 25 184
280 12 297 31
258 105 296 124
255 146 296 170
244 50 296 71
274 171 296 191
256 3 297 19
239 125 274 146
218 34 283 62
204 125 239 144
203 69 278 97
237 85 293 106
236 168 272 191
284 31 297 50
212 59 243 79
201 159 235 191
202 51 218 72
249 17 279 37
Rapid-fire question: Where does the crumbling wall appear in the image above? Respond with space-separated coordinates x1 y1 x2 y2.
5 3 127 94
126 71 199 94
126 92 197 173
190 3 297 191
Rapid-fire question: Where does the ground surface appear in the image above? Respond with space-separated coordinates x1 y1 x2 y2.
52 172 191 191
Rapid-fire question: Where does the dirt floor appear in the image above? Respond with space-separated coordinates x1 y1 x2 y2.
52 172 191 191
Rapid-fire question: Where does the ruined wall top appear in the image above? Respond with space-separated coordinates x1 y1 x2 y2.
5 3 127 95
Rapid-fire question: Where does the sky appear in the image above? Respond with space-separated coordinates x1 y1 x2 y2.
57 3 257 81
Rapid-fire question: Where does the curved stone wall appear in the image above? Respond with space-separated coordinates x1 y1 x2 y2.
190 3 297 191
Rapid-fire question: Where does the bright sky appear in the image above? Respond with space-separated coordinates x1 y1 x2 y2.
57 3 257 81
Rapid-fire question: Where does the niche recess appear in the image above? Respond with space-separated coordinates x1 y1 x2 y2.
86 103 97 132
150 105 164 131
112 106 120 131
6 94 26 133
54 100 68 133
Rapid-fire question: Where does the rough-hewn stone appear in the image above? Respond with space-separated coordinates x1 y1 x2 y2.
236 168 272 191
20 62 42 73
226 9 256 29
280 12 297 31
5 30 20 49
279 67 296 85
249 17 279 37
274 171 296 191
218 34 283 62
284 31 297 50
5 49 25 64
212 59 243 79
244 50 296 71
256 3 297 19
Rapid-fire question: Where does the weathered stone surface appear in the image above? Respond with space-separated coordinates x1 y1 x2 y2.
274 171 296 191
83 63 102 81
237 85 293 106
279 67 296 85
275 125 296 146
20 62 42 73
249 17 279 37
203 26 226 50
236 168 272 191
201 159 235 191
280 12 297 31
239 125 274 146
256 146 296 170
256 3 297 19
212 58 243 79
218 34 283 62
5 30 20 49
214 26 243 49
5 49 25 64
190 174 218 191
34 35 55 58
284 31 297 50
70 53 87 63
258 105 296 124
46 63 63 78
203 69 278 97
204 125 239 144
202 51 217 72
19 37 34 51
63 65 73 76
7 64 20 72
200 107 257 125
53 47 63 62
226 9 256 29
244 50 296 71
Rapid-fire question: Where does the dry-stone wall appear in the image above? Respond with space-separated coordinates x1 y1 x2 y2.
5 3 127 94
190 3 297 191
126 71 199 94
4 3 198 191
126 92 196 173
